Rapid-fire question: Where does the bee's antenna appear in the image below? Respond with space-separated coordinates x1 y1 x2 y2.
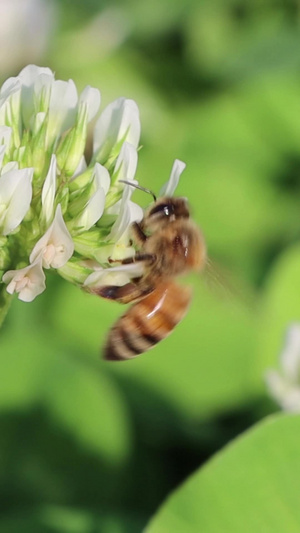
119 180 157 202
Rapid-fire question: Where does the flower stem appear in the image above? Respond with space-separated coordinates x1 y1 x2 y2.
0 284 12 328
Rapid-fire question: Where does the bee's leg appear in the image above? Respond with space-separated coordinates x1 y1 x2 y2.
131 222 148 245
121 253 156 265
92 282 154 304
108 252 156 265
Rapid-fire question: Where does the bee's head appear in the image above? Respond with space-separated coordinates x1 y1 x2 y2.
117 181 190 229
145 197 190 229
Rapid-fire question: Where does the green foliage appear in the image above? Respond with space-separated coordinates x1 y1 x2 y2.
146 414 300 533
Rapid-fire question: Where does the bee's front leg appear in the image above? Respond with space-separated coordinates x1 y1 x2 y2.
131 222 148 245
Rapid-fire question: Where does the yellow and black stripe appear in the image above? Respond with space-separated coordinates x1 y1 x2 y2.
104 281 192 361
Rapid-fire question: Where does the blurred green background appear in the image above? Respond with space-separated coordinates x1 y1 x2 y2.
2 0 300 531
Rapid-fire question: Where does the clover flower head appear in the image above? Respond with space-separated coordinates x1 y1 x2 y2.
0 65 186 309
265 324 300 412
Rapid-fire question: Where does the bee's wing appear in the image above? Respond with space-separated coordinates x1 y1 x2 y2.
204 257 256 309
104 280 192 361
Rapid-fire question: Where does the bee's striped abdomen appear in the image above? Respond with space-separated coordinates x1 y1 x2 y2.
104 281 192 361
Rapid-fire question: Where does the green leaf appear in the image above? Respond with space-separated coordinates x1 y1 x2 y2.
146 414 300 533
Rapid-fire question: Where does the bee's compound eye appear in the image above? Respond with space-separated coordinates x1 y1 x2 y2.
149 203 174 217
163 205 172 216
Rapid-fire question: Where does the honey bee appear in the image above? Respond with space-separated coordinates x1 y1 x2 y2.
93 185 206 361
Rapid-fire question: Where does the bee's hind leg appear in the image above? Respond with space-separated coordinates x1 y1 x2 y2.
92 282 154 304
121 253 156 265
108 252 156 266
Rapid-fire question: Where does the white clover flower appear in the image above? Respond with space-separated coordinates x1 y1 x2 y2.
0 65 187 321
3 258 46 302
30 204 74 269
265 324 300 412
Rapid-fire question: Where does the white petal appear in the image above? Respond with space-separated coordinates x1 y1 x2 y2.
93 162 110 194
265 370 300 412
265 370 287 402
281 388 300 412
41 154 57 225
0 146 6 168
128 201 144 225
79 85 101 122
114 141 138 183
0 167 33 235
0 125 12 146
75 188 106 232
0 78 21 127
50 79 78 124
0 78 21 124
108 177 143 242
84 262 144 288
71 155 87 179
108 203 131 242
0 76 20 101
280 324 300 382
159 159 186 197
112 202 143 245
93 97 140 159
18 65 53 84
108 182 133 241
106 198 122 216
1 161 19 174
30 204 74 268
119 99 141 148
18 65 54 128
33 111 47 135
47 79 78 145
2 258 46 302
34 72 53 111
0 126 12 171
